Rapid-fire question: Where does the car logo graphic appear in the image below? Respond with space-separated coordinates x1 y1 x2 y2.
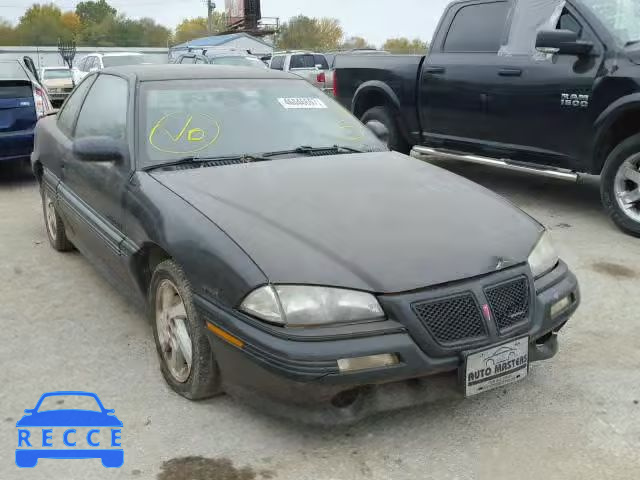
484 346 517 368
15 391 123 468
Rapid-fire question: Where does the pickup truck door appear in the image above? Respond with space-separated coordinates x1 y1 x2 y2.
487 6 603 169
58 73 132 284
420 1 512 151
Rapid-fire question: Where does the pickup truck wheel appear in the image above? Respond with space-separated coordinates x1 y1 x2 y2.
361 106 410 153
41 186 73 252
150 259 222 400
601 133 640 237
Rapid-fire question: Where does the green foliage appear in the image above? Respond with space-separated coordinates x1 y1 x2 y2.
0 1 169 47
276 15 344 51
382 37 429 54
174 13 227 44
341 36 375 51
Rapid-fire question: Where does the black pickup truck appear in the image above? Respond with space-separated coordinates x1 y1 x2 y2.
333 0 640 236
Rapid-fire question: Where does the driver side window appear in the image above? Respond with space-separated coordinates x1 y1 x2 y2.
558 10 583 37
75 75 128 142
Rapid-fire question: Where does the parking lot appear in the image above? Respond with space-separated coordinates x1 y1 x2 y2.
1 160 638 480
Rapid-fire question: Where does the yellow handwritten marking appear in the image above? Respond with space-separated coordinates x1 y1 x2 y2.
338 120 365 141
149 112 220 154
188 129 205 142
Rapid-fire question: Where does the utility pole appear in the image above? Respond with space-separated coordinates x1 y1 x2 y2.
206 0 216 34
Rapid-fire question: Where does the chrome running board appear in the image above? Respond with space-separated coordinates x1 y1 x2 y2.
411 146 579 182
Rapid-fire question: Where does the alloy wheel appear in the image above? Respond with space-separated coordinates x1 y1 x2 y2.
155 279 193 383
44 191 57 241
614 153 640 223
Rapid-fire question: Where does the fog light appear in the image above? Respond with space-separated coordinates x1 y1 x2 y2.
337 354 398 373
550 294 573 318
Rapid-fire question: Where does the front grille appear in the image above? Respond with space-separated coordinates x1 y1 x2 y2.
485 276 530 332
412 293 487 345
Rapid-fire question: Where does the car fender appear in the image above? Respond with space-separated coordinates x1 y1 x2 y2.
591 92 640 172
351 80 402 118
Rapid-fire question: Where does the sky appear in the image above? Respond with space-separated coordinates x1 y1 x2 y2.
0 0 453 47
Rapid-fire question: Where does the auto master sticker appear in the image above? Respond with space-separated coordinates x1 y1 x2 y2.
149 112 221 154
278 97 327 109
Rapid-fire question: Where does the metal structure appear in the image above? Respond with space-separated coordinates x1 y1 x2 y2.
57 39 76 69
222 0 278 37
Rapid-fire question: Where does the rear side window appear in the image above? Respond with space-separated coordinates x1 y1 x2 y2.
313 55 329 70
75 75 128 141
444 1 510 53
0 61 28 80
290 54 316 69
180 55 196 64
57 76 95 137
270 56 284 70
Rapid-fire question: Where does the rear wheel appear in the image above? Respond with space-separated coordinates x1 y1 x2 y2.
149 259 222 400
41 186 73 251
601 133 640 237
361 106 410 153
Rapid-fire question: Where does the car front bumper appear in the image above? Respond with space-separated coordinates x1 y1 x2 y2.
198 261 579 424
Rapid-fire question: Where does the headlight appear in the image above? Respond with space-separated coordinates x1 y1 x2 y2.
240 285 385 327
528 231 558 278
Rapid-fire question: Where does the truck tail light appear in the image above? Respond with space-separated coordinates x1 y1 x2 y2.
332 70 338 97
316 71 326 83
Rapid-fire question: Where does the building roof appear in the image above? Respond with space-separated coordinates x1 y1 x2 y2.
102 64 295 81
173 33 273 50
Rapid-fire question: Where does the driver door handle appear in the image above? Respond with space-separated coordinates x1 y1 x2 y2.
498 68 522 77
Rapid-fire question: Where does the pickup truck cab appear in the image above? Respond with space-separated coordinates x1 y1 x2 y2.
269 51 330 91
334 0 640 236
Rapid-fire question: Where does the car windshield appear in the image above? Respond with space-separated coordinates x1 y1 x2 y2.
37 394 102 412
581 0 640 46
139 78 385 168
103 55 146 67
43 69 71 80
210 56 266 68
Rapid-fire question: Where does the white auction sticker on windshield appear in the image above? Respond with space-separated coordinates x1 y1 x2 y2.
278 97 327 109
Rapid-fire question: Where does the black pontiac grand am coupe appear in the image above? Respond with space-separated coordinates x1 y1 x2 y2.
32 65 579 423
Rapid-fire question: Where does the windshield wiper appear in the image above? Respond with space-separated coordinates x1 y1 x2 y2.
625 40 640 48
261 145 366 158
143 154 269 172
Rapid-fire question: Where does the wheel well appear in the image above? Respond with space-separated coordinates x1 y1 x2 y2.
353 89 394 119
595 109 640 173
132 243 172 297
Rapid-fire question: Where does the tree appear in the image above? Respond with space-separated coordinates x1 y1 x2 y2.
16 3 69 45
341 36 374 50
61 12 82 36
382 37 428 54
75 0 116 25
174 13 227 44
0 18 18 45
276 15 343 51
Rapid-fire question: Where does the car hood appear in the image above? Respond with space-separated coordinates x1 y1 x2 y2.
151 152 542 293
16 410 122 427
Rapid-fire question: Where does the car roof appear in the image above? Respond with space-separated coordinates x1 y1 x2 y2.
102 64 298 82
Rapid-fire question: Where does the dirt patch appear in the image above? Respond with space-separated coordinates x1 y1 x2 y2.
157 456 274 480
591 262 637 279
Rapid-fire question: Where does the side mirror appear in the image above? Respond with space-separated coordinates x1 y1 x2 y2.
73 136 124 163
366 120 390 144
536 29 594 55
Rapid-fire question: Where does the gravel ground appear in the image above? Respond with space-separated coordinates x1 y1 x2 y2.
1 160 638 480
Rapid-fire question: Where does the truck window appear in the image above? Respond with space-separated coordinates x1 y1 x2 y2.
290 54 316 69
270 56 285 70
558 11 582 37
444 1 510 53
313 54 329 70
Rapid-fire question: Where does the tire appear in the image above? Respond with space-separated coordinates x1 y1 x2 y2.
600 133 640 237
41 185 73 252
361 106 411 154
149 259 222 400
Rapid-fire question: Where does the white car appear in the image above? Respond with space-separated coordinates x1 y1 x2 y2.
268 51 330 90
72 52 147 85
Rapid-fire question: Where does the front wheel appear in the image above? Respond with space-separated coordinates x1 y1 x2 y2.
149 259 222 400
601 133 640 237
361 106 410 153
41 186 73 252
